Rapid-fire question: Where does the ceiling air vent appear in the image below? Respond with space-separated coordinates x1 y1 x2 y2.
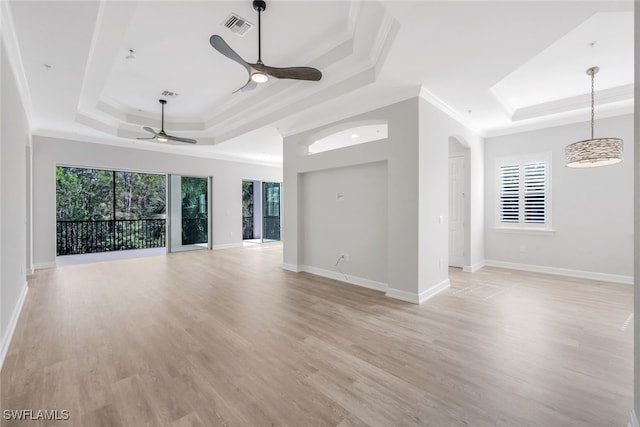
222 13 253 37
161 90 179 98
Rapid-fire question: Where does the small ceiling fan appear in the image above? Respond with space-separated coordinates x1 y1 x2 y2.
137 99 197 144
210 0 322 93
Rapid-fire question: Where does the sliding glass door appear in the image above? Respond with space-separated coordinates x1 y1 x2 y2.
262 182 280 242
240 180 280 244
168 175 211 252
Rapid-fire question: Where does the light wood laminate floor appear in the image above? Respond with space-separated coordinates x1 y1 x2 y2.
1 244 633 426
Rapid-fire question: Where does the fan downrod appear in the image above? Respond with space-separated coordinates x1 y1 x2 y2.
253 0 266 12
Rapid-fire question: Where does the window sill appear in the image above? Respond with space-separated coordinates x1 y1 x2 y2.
492 227 556 236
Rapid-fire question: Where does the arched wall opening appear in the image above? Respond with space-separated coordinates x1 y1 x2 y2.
303 120 389 155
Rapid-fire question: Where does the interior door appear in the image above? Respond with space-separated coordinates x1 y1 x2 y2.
448 155 465 267
262 182 280 242
168 175 210 252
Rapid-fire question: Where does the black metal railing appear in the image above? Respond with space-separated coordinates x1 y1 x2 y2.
242 216 254 240
181 217 208 245
57 219 166 256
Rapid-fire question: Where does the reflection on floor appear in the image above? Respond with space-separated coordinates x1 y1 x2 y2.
55 247 166 267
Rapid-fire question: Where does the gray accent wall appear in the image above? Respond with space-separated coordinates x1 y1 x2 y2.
283 97 484 302
301 161 388 284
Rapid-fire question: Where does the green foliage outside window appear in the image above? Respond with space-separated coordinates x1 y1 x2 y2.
56 166 167 254
181 176 208 245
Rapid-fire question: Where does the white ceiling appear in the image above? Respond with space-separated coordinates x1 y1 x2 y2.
3 0 634 166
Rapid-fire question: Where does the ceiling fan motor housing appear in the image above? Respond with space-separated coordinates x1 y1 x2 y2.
253 0 266 12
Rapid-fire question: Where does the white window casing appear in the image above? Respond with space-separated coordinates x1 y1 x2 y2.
495 152 552 232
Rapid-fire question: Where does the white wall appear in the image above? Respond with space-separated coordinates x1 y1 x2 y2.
31 136 282 268
301 161 388 284
485 114 634 283
1 41 29 366
169 175 182 250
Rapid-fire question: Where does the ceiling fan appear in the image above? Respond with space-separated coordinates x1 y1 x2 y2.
210 0 322 93
137 99 197 144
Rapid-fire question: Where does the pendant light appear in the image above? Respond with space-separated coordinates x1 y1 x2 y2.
565 66 623 167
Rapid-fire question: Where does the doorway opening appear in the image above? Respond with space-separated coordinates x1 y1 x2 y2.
448 137 469 268
242 180 261 243
168 175 211 252
242 180 281 244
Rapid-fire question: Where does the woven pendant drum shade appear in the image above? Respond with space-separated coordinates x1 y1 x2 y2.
565 66 623 168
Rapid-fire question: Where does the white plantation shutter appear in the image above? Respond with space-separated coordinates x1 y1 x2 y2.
497 155 550 228
523 162 545 224
499 165 520 223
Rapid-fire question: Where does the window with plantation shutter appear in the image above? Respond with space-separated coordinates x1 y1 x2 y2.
496 154 551 230
499 164 520 223
523 162 545 224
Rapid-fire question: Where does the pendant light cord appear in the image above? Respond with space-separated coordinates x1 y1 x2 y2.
257 8 262 64
590 70 595 140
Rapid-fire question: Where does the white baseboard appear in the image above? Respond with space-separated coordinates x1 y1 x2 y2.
419 278 450 303
484 260 633 285
300 265 388 293
34 261 55 270
282 263 301 273
212 243 243 250
629 410 639 427
385 288 419 304
463 261 485 273
0 281 28 370
27 267 34 275
386 278 450 304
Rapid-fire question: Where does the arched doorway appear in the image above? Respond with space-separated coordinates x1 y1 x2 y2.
448 136 470 268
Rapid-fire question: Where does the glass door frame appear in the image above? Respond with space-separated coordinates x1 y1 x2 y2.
241 180 282 244
262 181 281 243
166 175 213 252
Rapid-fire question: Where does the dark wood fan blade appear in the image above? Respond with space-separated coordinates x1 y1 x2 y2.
210 35 251 74
232 78 258 94
143 127 157 135
252 63 322 81
165 134 197 144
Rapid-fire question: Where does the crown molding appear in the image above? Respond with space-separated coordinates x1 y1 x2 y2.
1 0 35 130
512 84 634 121
32 126 281 167
485 99 633 138
418 87 485 137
